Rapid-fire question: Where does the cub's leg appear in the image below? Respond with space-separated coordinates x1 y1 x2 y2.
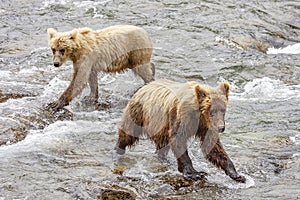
156 145 170 160
46 61 92 111
86 66 99 103
151 106 178 160
115 128 140 155
132 62 155 84
115 102 144 154
151 133 170 160
170 135 207 181
204 139 246 183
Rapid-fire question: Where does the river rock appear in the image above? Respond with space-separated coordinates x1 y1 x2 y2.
98 185 137 200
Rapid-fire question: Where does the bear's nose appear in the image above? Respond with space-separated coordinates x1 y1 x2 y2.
218 125 225 133
53 62 60 67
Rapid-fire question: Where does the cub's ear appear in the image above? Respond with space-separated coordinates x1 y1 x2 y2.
47 28 57 39
69 29 78 40
194 85 208 100
219 82 230 100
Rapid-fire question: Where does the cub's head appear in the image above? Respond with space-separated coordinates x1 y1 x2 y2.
47 28 80 67
195 82 230 133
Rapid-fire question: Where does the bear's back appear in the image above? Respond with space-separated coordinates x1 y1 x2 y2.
96 25 151 46
133 79 196 110
128 79 205 137
132 79 199 122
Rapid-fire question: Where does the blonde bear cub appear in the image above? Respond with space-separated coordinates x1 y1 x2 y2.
47 25 155 111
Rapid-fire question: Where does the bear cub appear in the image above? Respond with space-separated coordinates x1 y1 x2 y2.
47 25 155 111
115 79 246 183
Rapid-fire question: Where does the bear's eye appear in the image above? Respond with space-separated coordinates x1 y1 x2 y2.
52 48 56 53
59 49 65 54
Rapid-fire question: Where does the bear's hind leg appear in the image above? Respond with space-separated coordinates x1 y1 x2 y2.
115 128 139 155
115 102 144 154
132 63 155 84
83 67 99 105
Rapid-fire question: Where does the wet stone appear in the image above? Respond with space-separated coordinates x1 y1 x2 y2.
0 105 73 146
95 101 111 110
112 165 128 176
0 93 30 103
149 174 207 198
98 185 137 200
160 174 206 191
0 118 27 145
150 184 174 197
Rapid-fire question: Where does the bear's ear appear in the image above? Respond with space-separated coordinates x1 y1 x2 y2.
69 29 78 40
47 28 57 39
194 85 208 100
219 82 230 100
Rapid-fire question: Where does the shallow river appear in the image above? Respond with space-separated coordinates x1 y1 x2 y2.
0 0 300 199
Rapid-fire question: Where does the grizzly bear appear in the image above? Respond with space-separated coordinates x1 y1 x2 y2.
46 25 155 111
115 79 246 183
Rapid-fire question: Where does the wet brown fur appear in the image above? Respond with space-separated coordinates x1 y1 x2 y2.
115 79 246 182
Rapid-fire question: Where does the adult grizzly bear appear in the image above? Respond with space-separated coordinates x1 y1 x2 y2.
115 79 246 183
46 25 155 111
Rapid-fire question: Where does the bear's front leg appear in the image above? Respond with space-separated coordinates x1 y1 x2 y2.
46 61 92 112
225 159 246 183
171 138 207 181
204 139 246 183
47 98 67 111
46 90 71 111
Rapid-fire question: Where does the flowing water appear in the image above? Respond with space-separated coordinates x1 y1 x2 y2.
0 0 300 199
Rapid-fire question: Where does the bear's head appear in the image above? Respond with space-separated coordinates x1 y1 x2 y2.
47 28 81 67
194 82 230 134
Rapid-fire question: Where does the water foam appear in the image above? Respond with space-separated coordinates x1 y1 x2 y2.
267 43 300 54
208 173 255 189
232 77 300 101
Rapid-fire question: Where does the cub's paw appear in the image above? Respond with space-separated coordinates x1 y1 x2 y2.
45 97 68 112
232 174 246 183
233 175 246 183
82 96 98 105
45 101 62 112
96 101 111 110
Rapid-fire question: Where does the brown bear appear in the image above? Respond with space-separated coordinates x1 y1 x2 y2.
115 79 246 183
46 25 155 111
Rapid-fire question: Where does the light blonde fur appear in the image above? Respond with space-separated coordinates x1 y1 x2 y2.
47 25 155 111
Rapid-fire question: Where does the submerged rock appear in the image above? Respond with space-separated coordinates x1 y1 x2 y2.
160 174 206 191
215 36 271 53
0 117 27 145
0 93 29 103
0 92 73 146
98 184 137 200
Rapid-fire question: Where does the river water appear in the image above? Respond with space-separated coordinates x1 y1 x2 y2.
0 0 300 199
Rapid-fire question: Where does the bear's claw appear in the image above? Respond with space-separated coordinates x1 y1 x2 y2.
45 100 67 112
231 174 246 183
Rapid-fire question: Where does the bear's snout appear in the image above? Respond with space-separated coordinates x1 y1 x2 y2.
53 62 60 67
